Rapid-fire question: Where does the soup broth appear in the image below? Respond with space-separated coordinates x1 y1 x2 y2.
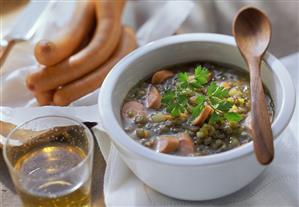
121 62 274 156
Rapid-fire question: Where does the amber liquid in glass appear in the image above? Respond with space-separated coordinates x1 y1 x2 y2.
14 143 91 207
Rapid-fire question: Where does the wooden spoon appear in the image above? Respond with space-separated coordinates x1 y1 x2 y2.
233 7 274 165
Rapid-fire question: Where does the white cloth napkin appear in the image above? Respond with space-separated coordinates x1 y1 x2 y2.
1 1 299 206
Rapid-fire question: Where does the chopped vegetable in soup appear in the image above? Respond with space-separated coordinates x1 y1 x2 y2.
121 62 274 156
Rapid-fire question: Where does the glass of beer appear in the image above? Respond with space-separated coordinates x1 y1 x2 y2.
3 116 94 207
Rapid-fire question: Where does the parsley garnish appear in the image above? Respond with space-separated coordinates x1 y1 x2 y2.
191 95 205 119
162 90 188 116
194 65 209 85
161 65 243 123
207 82 228 98
206 82 242 123
177 72 189 88
177 66 210 90
224 112 243 122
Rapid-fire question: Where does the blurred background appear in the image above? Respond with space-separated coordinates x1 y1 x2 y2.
0 0 299 57
125 0 299 57
1 0 298 58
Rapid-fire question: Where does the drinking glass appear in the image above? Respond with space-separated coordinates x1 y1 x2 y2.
3 116 94 207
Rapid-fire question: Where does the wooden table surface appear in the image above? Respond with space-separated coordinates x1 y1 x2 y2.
0 1 106 206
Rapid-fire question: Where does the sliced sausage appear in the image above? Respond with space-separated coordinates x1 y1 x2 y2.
177 133 194 156
192 105 213 126
122 101 144 119
151 70 174 84
155 135 179 154
146 85 161 109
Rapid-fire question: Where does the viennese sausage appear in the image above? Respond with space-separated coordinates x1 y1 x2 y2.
34 1 95 66
34 91 54 106
53 27 137 106
26 0 125 92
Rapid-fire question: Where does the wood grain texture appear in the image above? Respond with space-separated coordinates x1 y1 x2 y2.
248 58 274 164
233 6 274 165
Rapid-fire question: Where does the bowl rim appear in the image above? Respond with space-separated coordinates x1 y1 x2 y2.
98 33 296 166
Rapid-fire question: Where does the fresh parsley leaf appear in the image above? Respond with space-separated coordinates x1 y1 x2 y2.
189 81 202 88
178 72 188 82
170 105 181 117
192 104 203 119
213 86 229 98
177 66 210 90
209 96 221 108
161 90 175 104
177 94 188 105
224 112 243 122
207 82 218 96
191 95 206 119
177 72 189 88
162 90 188 117
165 103 178 117
207 82 229 98
194 66 210 85
209 112 221 124
216 101 233 112
196 95 205 105
206 82 242 123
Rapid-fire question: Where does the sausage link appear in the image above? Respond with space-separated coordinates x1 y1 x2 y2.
26 0 125 92
34 1 95 66
53 27 136 106
34 91 55 106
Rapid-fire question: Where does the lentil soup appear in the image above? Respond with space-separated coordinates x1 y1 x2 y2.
121 62 274 156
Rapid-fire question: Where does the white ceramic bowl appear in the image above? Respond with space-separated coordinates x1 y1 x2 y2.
98 34 296 200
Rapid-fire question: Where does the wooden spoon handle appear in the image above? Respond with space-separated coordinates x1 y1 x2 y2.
249 59 274 165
